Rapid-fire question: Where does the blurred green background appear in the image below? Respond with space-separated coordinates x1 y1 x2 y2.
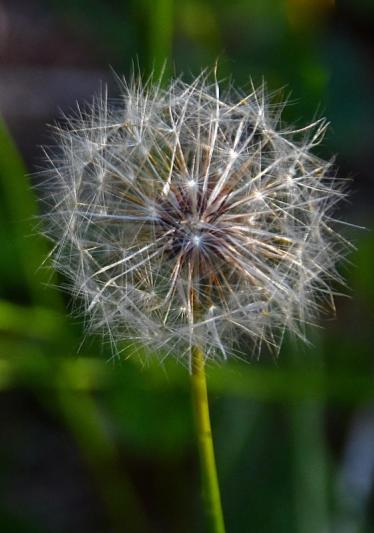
0 0 373 531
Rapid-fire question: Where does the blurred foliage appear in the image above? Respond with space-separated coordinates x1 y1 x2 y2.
0 0 374 532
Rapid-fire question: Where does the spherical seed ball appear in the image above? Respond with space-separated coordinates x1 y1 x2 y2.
40 72 347 364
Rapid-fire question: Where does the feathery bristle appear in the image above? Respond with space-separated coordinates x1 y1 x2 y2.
39 71 349 365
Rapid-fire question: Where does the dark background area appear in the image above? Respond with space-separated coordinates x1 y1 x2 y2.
0 0 373 532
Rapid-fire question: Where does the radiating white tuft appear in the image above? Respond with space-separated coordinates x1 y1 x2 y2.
39 71 350 364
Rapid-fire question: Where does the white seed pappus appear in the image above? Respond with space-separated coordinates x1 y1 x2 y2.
40 71 348 365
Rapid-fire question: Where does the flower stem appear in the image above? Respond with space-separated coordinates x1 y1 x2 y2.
191 346 226 533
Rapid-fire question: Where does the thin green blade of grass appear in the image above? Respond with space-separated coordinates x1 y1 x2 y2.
54 388 152 533
290 399 330 533
0 350 374 403
287 335 330 533
0 117 61 309
145 0 174 78
0 299 68 342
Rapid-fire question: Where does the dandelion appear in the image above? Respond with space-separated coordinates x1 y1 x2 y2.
39 69 348 533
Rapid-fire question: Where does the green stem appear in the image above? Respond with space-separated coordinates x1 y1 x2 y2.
191 346 226 533
146 0 174 78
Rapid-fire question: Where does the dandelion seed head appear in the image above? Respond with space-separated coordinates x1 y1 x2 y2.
40 71 349 364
